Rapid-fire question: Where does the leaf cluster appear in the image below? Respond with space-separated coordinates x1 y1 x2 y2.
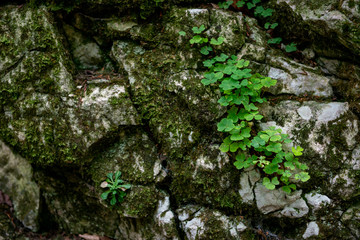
180 22 309 193
101 171 131 205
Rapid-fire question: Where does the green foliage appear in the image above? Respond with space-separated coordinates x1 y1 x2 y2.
285 42 297 53
268 37 282 44
101 171 131 206
221 0 299 53
179 20 309 193
265 22 278 30
219 0 233 9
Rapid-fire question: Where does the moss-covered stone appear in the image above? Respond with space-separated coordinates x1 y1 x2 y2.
89 128 166 185
177 205 248 240
0 6 140 166
170 144 244 212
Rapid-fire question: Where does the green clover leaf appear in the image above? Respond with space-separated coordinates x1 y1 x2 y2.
210 37 225 45
217 118 235 132
285 42 297 53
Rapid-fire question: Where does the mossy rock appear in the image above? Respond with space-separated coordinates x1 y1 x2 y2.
89 128 165 185
170 144 243 212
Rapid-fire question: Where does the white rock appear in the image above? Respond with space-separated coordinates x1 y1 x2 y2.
184 217 205 239
236 222 247 232
305 193 331 211
316 102 348 122
254 183 302 214
154 196 178 238
280 198 309 218
297 106 313 120
302 222 319 239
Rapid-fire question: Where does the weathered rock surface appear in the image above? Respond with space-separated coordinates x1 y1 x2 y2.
270 0 360 59
0 140 40 231
177 205 248 240
1 1 360 239
260 100 360 200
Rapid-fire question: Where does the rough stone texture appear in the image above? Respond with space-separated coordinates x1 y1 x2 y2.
341 203 360 239
270 0 360 59
265 52 333 97
0 140 40 231
170 144 242 211
305 192 331 211
260 100 360 201
89 128 166 185
254 183 303 214
238 169 260 204
177 205 248 240
0 5 140 166
302 221 320 239
63 23 105 70
1 1 360 239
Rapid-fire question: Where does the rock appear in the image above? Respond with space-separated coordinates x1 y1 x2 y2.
63 23 105 70
89 129 161 187
170 145 242 210
317 57 360 81
265 53 333 97
270 0 360 58
254 183 302 214
260 100 360 200
341 203 360 238
302 221 320 239
238 169 260 204
207 9 246 53
279 198 309 218
1 6 141 165
177 205 247 240
154 196 179 239
0 140 40 231
111 39 225 156
305 193 331 211
351 145 360 170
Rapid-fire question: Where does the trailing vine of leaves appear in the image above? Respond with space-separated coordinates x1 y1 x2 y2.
179 4 310 193
219 0 297 53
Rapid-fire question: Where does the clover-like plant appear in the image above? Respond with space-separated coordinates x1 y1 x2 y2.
101 171 131 205
218 0 298 53
180 22 309 193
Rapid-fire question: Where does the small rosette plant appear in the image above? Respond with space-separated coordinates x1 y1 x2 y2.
101 171 131 205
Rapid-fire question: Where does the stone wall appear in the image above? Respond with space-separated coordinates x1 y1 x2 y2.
0 0 359 239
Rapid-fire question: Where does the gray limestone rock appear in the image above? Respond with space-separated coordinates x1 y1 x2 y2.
265 54 333 97
260 101 360 200
238 169 261 204
305 193 331 211
0 141 40 231
177 205 247 240
302 221 320 239
254 183 303 214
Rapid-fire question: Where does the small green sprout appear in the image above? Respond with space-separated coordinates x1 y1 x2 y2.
101 171 131 205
